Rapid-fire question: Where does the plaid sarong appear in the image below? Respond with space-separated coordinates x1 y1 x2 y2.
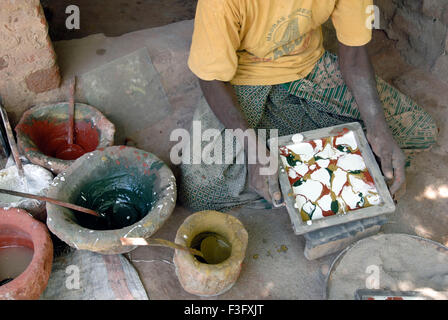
179 51 438 212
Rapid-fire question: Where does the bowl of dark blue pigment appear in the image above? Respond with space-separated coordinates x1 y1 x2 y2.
46 146 176 254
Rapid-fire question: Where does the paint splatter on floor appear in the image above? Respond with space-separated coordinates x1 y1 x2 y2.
280 129 380 222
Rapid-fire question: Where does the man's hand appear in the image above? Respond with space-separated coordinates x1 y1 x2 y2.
247 145 283 206
198 79 285 206
366 121 406 195
338 43 407 197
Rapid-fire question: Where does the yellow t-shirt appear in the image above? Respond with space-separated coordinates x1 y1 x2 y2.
188 0 373 86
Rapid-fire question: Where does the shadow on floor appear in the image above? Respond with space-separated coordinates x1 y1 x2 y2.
41 0 197 41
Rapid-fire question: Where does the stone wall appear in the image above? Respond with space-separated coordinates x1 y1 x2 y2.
376 0 448 84
0 0 61 122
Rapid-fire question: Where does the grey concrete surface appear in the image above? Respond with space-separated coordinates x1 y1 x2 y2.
53 20 199 165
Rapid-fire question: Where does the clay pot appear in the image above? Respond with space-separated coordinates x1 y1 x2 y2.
0 164 54 222
0 208 53 300
46 146 177 255
173 210 248 297
15 102 115 174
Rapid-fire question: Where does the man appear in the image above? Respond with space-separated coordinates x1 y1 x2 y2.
179 0 438 211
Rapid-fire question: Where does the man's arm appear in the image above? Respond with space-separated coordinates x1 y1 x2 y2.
199 80 250 131
338 43 406 195
198 79 282 205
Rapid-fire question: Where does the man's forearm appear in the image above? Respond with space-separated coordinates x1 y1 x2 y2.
198 79 257 150
338 43 406 193
338 43 387 131
199 79 249 130
198 78 281 203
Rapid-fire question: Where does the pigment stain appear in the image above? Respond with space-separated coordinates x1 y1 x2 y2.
18 119 100 160
277 245 288 253
73 170 158 230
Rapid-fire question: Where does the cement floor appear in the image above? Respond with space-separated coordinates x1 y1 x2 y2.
33 21 448 299
127 206 332 299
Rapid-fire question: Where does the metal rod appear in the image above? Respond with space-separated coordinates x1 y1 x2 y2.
67 77 76 145
120 237 204 258
0 188 102 218
0 100 24 178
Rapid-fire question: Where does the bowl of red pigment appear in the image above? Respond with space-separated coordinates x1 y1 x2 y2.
0 208 53 300
15 102 115 174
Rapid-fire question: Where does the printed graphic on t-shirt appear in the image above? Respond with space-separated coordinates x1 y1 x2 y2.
265 8 313 61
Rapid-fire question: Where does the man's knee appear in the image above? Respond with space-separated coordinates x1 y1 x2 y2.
421 110 439 148
396 107 439 150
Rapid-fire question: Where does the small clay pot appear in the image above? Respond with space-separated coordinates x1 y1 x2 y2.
0 208 53 300
15 102 115 174
173 210 248 297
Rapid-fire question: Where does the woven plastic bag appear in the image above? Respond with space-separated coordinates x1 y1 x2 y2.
41 249 148 300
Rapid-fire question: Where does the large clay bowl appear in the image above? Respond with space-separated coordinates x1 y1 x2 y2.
46 146 177 255
15 102 115 174
0 208 53 300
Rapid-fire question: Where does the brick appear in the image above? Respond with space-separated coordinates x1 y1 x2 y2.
303 215 388 260
0 0 60 106
0 57 7 70
25 65 61 93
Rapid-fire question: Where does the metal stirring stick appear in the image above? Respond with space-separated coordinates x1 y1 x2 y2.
0 96 24 178
120 237 204 258
0 188 102 218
